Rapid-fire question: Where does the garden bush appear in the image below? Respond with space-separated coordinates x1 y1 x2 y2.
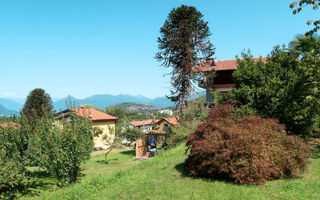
185 104 311 185
0 126 26 199
29 115 94 186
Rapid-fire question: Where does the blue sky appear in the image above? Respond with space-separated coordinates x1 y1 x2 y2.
0 0 317 99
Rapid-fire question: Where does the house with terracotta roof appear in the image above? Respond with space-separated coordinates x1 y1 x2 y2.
153 117 179 133
56 106 117 148
0 122 20 129
195 57 267 103
130 119 159 133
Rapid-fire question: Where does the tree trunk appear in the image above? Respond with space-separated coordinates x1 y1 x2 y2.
180 95 186 120
104 147 113 164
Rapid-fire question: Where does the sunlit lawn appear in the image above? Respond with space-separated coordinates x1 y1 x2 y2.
21 145 320 200
19 149 137 199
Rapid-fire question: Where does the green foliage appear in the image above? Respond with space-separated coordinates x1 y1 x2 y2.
165 97 208 148
290 0 320 35
185 105 311 185
84 104 101 111
105 104 174 140
22 88 54 121
0 126 27 199
121 128 143 144
28 115 94 186
156 5 214 117
217 47 319 136
93 127 103 137
289 34 320 57
23 144 320 200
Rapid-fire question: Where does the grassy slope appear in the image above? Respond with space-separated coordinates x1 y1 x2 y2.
28 145 320 200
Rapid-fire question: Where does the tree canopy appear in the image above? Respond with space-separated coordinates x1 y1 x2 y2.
22 88 54 120
156 5 214 118
289 34 320 56
290 0 320 35
216 47 319 136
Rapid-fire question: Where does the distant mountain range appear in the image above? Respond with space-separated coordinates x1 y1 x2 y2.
53 94 176 112
0 104 19 117
0 91 205 116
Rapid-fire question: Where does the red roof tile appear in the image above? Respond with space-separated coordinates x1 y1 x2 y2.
195 57 268 72
69 108 117 121
0 122 20 129
149 130 167 134
156 118 179 126
130 119 159 127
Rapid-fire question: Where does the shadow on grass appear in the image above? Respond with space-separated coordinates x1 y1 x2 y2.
18 170 55 198
119 150 135 156
96 158 119 164
174 162 235 184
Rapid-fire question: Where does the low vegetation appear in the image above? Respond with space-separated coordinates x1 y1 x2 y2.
20 144 320 200
28 115 94 186
164 97 208 148
185 104 311 185
0 112 94 199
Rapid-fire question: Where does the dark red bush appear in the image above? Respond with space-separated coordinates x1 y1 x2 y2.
185 104 311 185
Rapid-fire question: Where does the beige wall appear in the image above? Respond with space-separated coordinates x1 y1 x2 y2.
92 120 116 148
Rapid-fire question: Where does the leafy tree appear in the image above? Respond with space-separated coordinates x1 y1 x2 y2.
121 128 143 145
22 88 53 120
105 105 126 119
290 0 320 35
156 5 215 118
289 34 320 56
164 97 208 148
102 126 117 164
216 47 319 136
28 114 93 186
0 126 27 199
84 104 101 111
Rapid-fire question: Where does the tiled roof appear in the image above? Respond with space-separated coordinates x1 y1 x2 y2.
149 130 167 134
157 118 179 126
69 108 117 121
130 119 159 127
195 57 268 72
0 122 20 129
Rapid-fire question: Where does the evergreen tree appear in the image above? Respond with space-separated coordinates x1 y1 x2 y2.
22 88 54 120
156 5 214 118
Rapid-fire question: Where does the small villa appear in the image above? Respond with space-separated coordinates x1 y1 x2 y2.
196 57 267 103
56 106 117 148
130 119 159 133
155 117 179 133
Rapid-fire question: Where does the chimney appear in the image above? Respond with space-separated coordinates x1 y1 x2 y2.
89 111 92 119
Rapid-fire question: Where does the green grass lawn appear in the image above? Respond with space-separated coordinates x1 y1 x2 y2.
21 145 320 200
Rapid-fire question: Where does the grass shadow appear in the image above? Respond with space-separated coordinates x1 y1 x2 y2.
174 162 236 185
96 158 119 164
119 150 135 156
17 169 56 198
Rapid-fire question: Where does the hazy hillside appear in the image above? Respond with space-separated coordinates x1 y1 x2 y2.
0 104 19 116
53 94 175 111
0 98 22 111
0 91 205 113
107 102 160 112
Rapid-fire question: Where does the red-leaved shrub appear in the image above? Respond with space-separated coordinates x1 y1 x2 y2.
185 104 311 185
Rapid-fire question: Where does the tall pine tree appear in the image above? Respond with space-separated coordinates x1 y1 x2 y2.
156 5 214 118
